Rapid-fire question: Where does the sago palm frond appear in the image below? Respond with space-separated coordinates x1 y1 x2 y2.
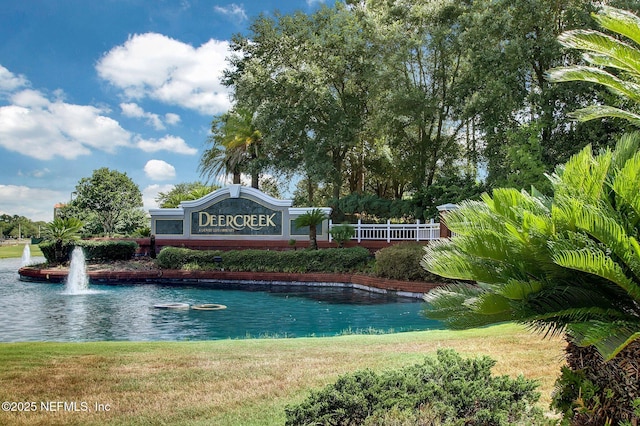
592 5 640 47
552 248 640 301
567 105 640 126
569 321 640 360
550 145 612 203
557 30 640 77
548 6 640 126
423 284 513 329
612 150 640 219
549 65 640 103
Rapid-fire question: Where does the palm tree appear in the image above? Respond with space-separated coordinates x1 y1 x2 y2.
422 134 640 424
199 108 263 188
294 209 327 250
548 6 640 125
44 217 83 263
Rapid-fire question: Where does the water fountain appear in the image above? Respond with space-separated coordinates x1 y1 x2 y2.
21 244 32 267
65 246 89 294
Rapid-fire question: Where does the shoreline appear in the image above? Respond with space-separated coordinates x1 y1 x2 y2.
18 263 442 299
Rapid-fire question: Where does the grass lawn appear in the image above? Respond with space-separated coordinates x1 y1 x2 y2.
0 243 43 259
0 323 566 425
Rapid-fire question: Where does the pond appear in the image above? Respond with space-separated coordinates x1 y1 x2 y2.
1 258 442 341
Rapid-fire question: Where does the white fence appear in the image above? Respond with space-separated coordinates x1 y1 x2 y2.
328 219 440 243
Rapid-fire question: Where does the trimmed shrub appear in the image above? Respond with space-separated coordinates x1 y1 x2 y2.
156 247 223 269
39 240 138 263
155 246 372 273
285 349 546 426
374 242 445 282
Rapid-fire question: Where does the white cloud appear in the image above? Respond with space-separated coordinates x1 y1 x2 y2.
164 112 181 125
96 33 232 115
0 90 132 160
214 4 248 22
136 135 197 155
0 65 28 94
144 159 176 181
18 168 51 178
0 185 65 222
120 102 165 130
142 183 174 210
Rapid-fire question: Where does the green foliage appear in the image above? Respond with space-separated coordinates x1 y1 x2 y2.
549 5 640 126
374 243 447 283
42 217 83 263
156 182 220 208
39 240 137 263
0 214 46 239
551 340 640 425
285 349 545 426
329 223 355 248
294 209 328 250
65 168 143 236
412 173 486 220
43 217 83 243
422 133 640 361
156 246 371 273
330 193 414 223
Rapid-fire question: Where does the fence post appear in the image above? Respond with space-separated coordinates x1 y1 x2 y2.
416 219 420 241
436 203 459 238
328 219 333 242
387 219 391 243
357 219 362 243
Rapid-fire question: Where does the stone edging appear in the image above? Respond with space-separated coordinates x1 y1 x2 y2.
18 267 443 299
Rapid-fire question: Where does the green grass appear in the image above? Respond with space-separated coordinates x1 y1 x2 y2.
0 323 566 425
0 243 43 259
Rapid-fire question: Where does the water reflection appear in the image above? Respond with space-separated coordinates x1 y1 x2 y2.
2 259 441 341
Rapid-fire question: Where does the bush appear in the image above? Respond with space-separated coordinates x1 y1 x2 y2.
374 242 446 282
329 223 355 247
285 349 546 426
155 246 372 273
39 240 138 263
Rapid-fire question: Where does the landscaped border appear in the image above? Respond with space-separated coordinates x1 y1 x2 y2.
17 266 442 299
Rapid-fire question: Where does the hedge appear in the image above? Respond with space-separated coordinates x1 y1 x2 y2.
156 246 372 273
374 242 447 282
40 240 138 263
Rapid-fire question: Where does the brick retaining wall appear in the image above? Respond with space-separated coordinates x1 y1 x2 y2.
18 267 442 297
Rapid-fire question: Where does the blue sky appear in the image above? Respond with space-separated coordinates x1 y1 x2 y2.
0 0 324 222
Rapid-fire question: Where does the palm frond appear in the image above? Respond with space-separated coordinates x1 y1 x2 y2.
569 321 640 360
548 65 640 103
552 248 640 300
557 30 640 77
593 5 640 47
569 105 640 126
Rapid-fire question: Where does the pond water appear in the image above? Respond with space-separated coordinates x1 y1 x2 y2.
1 258 442 341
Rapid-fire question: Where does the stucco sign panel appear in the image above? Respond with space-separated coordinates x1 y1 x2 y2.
190 198 283 236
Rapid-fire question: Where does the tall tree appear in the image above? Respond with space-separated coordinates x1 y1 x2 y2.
69 168 143 236
224 3 380 200
457 0 627 188
200 108 263 189
369 0 468 190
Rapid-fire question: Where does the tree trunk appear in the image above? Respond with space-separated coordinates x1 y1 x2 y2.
309 225 318 250
560 339 640 425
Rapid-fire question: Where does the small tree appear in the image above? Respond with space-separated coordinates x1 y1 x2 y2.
329 223 355 248
71 168 143 236
294 209 327 250
44 217 82 263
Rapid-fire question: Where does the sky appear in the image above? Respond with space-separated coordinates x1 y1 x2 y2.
0 0 325 222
